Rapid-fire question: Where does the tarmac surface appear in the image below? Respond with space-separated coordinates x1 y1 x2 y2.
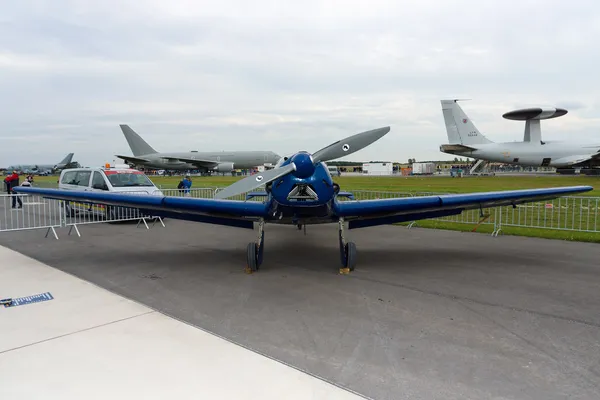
1 219 599 400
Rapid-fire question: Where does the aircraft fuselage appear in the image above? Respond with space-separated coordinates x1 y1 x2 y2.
442 141 600 167
133 150 281 171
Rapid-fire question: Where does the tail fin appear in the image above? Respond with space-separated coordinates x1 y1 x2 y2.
58 153 74 165
119 124 158 156
440 100 493 145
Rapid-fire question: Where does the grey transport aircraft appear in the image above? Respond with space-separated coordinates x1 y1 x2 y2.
5 153 75 175
115 125 281 173
439 99 600 174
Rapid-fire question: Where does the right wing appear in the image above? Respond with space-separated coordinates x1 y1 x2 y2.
333 185 593 229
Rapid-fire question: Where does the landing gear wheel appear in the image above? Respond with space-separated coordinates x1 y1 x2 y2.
345 242 357 271
245 220 265 274
246 242 259 272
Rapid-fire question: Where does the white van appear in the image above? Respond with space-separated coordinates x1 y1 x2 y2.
59 164 162 195
58 164 162 220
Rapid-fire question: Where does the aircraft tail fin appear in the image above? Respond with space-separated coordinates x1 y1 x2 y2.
119 124 158 156
440 100 493 145
58 153 74 165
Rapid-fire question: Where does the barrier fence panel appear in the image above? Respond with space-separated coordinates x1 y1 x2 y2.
343 190 415 200
160 187 217 199
494 196 600 234
1 193 63 238
1 189 166 239
62 190 166 236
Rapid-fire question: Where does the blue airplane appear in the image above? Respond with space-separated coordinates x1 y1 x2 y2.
14 127 593 273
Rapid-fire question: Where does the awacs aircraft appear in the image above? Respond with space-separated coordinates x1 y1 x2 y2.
6 153 75 175
116 124 281 173
16 127 592 273
439 100 600 174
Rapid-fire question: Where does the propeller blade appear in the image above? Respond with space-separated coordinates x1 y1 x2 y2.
312 126 390 163
214 163 297 199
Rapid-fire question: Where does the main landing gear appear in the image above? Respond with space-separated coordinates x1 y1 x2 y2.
338 218 356 274
246 219 265 273
245 218 357 274
297 223 306 235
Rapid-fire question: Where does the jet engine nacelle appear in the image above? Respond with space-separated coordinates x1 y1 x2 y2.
213 162 235 173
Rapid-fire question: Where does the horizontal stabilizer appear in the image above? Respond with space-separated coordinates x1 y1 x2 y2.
439 144 477 154
115 155 150 164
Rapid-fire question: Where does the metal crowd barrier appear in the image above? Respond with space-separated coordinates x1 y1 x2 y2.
0 190 165 239
336 189 600 235
2 187 599 239
1 192 63 239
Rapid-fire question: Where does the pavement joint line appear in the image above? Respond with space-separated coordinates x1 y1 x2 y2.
0 247 372 400
344 274 600 329
0 310 156 355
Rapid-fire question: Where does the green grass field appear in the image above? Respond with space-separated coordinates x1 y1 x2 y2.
30 173 600 243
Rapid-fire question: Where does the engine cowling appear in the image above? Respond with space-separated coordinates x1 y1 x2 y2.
212 162 235 173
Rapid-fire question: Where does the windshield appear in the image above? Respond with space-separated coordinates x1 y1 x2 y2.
105 171 154 187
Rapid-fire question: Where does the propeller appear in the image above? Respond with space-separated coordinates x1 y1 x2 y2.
214 126 390 199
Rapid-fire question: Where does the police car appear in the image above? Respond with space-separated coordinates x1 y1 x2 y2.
58 164 162 220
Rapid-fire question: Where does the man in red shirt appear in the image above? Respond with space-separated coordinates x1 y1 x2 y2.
3 171 22 208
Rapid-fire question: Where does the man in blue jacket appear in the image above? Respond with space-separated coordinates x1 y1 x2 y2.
177 174 192 196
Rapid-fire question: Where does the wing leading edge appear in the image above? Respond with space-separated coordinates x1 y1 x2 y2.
13 185 594 230
333 186 594 229
160 157 219 169
13 187 271 229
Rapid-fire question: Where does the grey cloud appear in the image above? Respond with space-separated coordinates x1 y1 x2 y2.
1 1 600 166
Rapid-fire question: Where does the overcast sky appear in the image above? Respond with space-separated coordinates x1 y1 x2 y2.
1 0 600 167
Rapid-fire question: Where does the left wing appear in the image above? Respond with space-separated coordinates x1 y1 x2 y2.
115 155 151 164
13 187 271 229
160 156 219 169
333 186 593 229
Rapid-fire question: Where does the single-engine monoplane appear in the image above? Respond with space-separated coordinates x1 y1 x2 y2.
15 126 593 273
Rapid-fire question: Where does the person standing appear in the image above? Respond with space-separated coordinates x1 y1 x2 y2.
177 174 193 196
182 174 192 196
3 170 22 208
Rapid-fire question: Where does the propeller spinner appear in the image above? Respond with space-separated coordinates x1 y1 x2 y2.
214 126 391 199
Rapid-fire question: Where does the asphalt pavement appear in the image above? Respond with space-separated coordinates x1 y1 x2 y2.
0 219 599 400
